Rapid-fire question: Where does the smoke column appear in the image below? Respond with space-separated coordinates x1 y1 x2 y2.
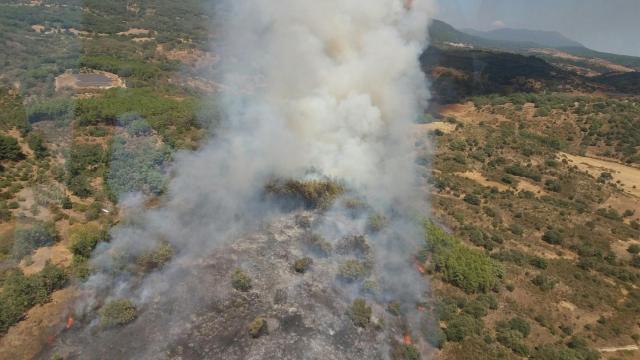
68 0 435 358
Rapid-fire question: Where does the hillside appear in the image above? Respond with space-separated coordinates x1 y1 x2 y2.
0 3 639 360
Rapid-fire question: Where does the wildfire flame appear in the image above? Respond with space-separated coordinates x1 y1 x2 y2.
415 260 425 274
403 334 413 345
66 314 74 329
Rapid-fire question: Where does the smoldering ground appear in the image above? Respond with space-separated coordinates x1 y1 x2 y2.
41 0 437 358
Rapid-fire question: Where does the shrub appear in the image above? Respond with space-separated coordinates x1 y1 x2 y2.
302 232 332 256
349 298 371 328
292 257 312 273
12 222 57 260
387 301 402 316
61 196 73 210
542 230 563 245
505 164 541 182
0 135 23 161
338 260 369 282
265 178 344 209
496 329 529 356
463 194 481 206
391 339 423 359
99 299 137 327
0 264 68 333
444 313 482 342
69 224 107 259
627 244 640 255
366 213 388 232
136 242 174 272
507 317 531 337
532 274 557 291
426 221 503 293
247 317 268 338
231 269 252 291
26 132 47 159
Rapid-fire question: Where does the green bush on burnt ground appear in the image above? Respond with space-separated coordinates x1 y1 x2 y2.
292 257 313 273
349 298 372 328
0 134 23 161
265 178 345 209
99 299 137 327
338 259 369 282
247 317 268 338
0 263 68 333
302 232 332 256
425 221 503 293
12 221 58 260
231 268 252 292
136 242 174 272
390 341 421 360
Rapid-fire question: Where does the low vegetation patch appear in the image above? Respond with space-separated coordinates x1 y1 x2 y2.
265 178 345 209
99 299 137 327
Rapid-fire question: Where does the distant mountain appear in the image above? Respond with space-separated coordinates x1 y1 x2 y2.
428 19 640 73
463 28 584 49
428 19 534 50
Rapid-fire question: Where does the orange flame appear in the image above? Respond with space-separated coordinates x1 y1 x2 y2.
403 334 413 345
66 314 74 329
415 260 425 274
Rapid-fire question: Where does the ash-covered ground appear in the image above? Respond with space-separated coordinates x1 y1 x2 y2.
40 209 434 360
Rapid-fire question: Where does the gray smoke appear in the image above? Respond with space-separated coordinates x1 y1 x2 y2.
66 0 436 357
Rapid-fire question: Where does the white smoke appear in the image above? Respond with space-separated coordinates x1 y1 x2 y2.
221 0 434 208
73 0 435 357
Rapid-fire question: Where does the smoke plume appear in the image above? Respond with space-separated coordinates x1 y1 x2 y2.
61 0 436 358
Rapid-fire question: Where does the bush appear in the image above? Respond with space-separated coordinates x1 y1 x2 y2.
99 299 137 327
444 313 482 342
292 257 312 273
366 213 388 232
507 317 531 337
12 222 57 260
0 135 23 161
26 132 47 159
627 244 640 255
426 221 503 293
349 298 371 328
496 329 529 356
301 234 330 258
542 230 563 245
0 263 68 333
338 259 369 282
463 194 481 206
265 178 344 209
69 223 107 259
231 269 252 291
136 242 174 272
532 274 557 291
247 317 268 338
387 301 402 316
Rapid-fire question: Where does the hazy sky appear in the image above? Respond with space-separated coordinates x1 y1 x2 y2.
435 0 640 57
